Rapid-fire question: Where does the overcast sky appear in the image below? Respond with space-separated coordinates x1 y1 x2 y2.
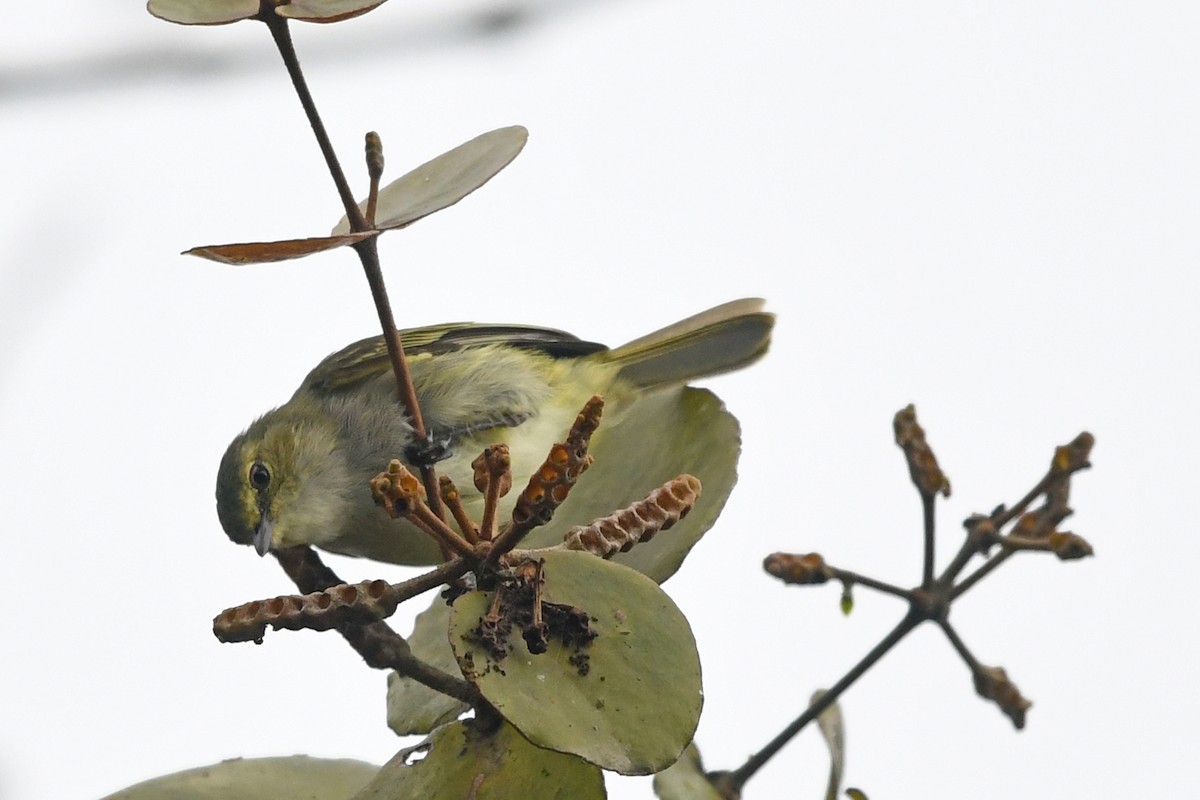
3 1 1198 798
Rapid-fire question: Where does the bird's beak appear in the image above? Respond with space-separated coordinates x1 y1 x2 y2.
253 517 274 556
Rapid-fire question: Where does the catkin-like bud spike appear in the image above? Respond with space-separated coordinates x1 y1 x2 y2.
213 579 399 644
1048 531 1094 560
365 131 385 180
563 475 702 559
894 404 951 498
509 397 603 533
763 552 834 585
973 665 1032 730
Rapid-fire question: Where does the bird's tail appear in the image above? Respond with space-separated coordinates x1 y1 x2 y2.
599 298 775 389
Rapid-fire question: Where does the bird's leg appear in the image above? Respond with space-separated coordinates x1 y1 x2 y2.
405 432 454 468
405 412 532 468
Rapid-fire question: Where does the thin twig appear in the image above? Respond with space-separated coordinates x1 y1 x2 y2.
950 548 1014 600
938 618 981 672
717 611 922 794
993 472 1056 529
922 492 936 588
830 567 916 603
936 526 987 590
441 476 480 544
262 13 364 230
264 13 444 520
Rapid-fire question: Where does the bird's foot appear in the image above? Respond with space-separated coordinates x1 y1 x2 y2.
405 432 454 468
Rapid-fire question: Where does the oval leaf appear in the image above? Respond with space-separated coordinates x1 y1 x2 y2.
449 550 702 775
146 0 259 25
278 0 387 23
352 719 604 800
185 232 377 265
101 755 378 800
332 126 529 234
386 599 469 736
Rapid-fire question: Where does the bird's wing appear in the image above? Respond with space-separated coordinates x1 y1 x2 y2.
302 322 608 395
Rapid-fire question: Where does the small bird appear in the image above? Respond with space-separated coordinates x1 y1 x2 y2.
215 298 773 577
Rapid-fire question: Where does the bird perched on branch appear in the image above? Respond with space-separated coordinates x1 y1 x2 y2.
216 298 774 581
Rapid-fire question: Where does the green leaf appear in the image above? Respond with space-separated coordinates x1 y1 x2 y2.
277 0 387 23
100 755 378 799
449 550 702 775
351 719 604 800
652 743 723 800
812 690 845 800
385 388 739 733
147 0 259 25
386 598 468 736
332 126 528 235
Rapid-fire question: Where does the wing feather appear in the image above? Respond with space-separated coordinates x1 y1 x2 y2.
303 323 607 395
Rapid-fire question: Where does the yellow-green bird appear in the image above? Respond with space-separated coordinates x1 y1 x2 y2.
216 298 773 581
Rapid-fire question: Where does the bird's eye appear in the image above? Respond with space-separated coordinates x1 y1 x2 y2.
249 462 271 491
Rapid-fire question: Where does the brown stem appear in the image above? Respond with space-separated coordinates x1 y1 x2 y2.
921 491 936 588
479 473 503 542
950 548 1014 600
993 472 1056 529
1002 534 1055 552
262 12 365 230
938 618 982 672
829 567 915 602
485 518 537 570
351 237 445 519
262 12 443 521
340 622 477 705
441 476 480 544
271 547 474 702
936 531 983 590
408 499 477 559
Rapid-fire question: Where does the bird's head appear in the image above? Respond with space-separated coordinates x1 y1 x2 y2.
215 410 348 556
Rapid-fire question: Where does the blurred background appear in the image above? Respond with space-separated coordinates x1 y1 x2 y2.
3 1 1197 798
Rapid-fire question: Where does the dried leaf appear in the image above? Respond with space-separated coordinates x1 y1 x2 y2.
185 232 377 264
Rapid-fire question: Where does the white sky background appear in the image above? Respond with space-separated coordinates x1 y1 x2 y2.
2 1 1197 798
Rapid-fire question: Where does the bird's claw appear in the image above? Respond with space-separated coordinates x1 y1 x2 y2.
406 433 454 468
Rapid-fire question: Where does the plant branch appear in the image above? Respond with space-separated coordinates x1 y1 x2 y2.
352 237 445 518
938 618 981 672
950 543 1015 600
831 567 915 603
922 492 936 588
264 13 444 519
340 621 478 705
263 12 364 230
993 472 1056 529
270 546 475 703
936 518 991 590
717 611 922 794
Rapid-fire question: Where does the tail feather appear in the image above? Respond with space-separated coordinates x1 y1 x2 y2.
601 298 774 389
